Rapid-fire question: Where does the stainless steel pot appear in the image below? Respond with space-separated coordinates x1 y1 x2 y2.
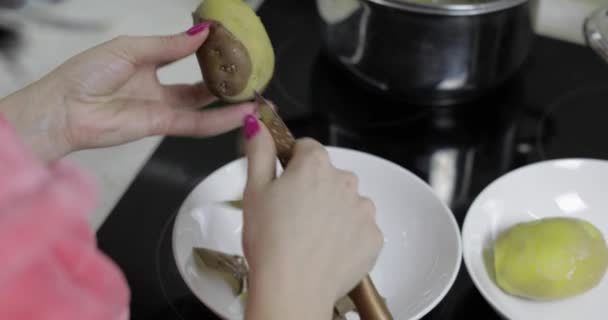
315 0 535 106
585 5 608 64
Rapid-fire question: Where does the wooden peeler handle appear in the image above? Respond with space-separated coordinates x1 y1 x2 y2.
348 275 393 320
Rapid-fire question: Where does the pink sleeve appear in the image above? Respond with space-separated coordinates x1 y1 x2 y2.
0 115 130 320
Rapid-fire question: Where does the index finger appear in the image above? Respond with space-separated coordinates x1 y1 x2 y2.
108 22 212 66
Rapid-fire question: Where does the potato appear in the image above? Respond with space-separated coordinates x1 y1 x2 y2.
494 217 608 300
193 0 275 102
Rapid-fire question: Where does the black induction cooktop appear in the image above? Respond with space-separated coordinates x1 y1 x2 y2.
96 0 608 319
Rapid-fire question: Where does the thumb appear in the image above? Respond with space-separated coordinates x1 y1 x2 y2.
243 114 276 195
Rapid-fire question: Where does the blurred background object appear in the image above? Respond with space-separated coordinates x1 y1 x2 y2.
0 0 27 9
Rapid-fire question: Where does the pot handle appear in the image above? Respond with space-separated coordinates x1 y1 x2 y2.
584 6 608 63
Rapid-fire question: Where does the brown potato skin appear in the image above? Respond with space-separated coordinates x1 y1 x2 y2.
193 17 253 101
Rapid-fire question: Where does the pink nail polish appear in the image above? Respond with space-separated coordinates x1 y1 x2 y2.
244 114 260 140
186 22 212 36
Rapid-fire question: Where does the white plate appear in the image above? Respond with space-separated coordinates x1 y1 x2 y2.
462 158 608 320
172 146 462 320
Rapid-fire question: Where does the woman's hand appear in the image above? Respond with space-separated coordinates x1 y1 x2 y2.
241 115 384 320
0 22 256 161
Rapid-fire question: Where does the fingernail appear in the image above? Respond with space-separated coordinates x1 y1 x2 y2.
186 21 211 36
244 114 260 140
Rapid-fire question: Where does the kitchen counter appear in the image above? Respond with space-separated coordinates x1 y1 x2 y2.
535 0 605 45
0 0 604 231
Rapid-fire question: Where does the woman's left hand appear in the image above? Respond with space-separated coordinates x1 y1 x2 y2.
0 22 256 161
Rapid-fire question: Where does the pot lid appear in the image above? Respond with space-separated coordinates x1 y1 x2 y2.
585 6 608 64
366 0 529 16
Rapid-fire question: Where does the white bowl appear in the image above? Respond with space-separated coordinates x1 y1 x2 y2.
172 146 462 320
462 158 608 320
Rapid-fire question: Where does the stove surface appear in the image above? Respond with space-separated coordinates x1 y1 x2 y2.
96 0 608 319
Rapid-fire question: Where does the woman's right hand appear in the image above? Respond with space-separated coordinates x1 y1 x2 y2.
241 115 384 320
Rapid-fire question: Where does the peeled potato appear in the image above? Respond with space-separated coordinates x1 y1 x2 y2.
494 217 608 300
193 0 275 102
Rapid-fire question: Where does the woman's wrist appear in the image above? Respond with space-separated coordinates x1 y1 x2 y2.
245 265 335 320
0 78 73 162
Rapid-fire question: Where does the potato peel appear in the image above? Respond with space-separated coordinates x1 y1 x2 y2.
193 0 275 102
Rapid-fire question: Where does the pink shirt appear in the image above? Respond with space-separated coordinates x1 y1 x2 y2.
0 115 130 320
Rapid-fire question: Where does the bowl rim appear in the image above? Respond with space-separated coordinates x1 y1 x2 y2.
172 146 463 319
461 157 608 318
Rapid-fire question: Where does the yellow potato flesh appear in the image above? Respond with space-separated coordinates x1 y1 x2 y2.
494 217 608 300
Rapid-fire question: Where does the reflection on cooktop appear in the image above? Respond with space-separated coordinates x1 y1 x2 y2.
538 83 608 160
276 54 544 220
270 31 316 112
